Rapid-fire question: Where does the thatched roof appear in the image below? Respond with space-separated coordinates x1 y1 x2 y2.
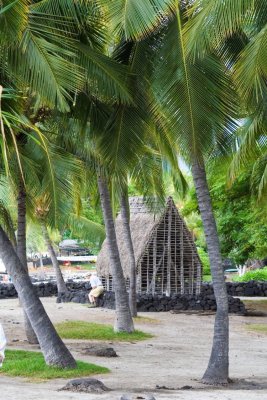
97 196 200 279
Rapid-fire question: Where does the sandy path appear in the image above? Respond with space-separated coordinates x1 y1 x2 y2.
0 298 267 399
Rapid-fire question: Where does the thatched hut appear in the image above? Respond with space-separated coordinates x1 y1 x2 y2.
97 197 202 295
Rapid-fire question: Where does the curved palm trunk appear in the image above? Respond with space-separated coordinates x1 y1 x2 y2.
98 176 134 332
120 192 137 317
17 185 38 344
192 160 229 384
0 226 76 368
40 222 68 294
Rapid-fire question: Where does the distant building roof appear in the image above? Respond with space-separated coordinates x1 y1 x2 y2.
59 239 80 249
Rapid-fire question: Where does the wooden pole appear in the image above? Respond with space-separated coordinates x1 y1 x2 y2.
146 251 149 293
174 213 178 293
152 234 157 295
180 224 184 294
166 205 172 296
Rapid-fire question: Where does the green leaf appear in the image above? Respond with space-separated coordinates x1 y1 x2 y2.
78 44 133 105
184 0 253 59
98 0 176 40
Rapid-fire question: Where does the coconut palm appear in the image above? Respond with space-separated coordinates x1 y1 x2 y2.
48 112 135 332
185 0 267 199
100 1 239 384
0 93 76 366
0 0 133 111
0 0 137 347
151 12 239 384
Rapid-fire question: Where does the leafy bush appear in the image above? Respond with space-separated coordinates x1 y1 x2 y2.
197 247 210 275
233 267 267 282
203 275 212 282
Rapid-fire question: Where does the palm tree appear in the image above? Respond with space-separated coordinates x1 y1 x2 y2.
16 179 38 344
0 93 76 366
119 187 137 317
152 12 239 384
97 174 135 332
100 1 239 384
185 0 267 199
1 0 138 342
0 225 76 367
95 33 186 320
50 113 136 331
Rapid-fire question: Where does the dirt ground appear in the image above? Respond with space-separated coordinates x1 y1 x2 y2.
0 297 267 400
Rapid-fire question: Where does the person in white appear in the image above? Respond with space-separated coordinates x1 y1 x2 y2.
0 323 6 367
87 273 104 306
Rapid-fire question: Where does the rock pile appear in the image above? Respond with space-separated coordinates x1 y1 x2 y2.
60 378 110 393
1 280 265 315
97 291 246 315
226 281 267 297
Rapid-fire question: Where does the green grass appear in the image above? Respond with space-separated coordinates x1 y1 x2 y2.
246 324 267 334
77 263 96 270
56 321 153 341
133 316 159 324
0 349 109 381
203 275 212 282
243 299 267 313
233 267 267 282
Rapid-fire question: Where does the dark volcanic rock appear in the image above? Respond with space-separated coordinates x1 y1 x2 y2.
60 378 110 393
83 346 118 357
121 394 156 400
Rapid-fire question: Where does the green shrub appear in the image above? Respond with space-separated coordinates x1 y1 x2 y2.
233 267 267 282
203 275 212 282
197 247 210 275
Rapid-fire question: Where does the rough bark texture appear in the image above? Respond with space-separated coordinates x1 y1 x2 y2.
17 185 38 344
0 225 76 368
98 176 134 332
120 193 137 317
40 222 68 294
192 160 229 384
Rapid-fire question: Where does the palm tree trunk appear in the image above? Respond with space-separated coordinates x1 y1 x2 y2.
0 225 76 368
120 192 137 317
97 176 134 332
40 222 68 294
191 159 229 384
17 184 38 345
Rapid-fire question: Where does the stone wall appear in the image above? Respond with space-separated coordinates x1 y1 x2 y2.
0 281 58 299
97 291 246 314
226 281 267 297
1 279 266 308
56 290 246 314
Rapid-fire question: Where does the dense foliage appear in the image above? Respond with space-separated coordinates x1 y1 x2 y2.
234 268 267 282
182 166 267 266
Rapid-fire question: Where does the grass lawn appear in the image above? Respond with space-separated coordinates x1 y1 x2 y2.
246 324 267 334
0 349 109 381
243 299 267 313
133 316 159 324
56 321 153 341
203 275 212 282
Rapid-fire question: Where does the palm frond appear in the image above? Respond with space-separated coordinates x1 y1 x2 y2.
67 213 105 243
0 200 16 245
228 112 265 180
235 24 267 105
152 12 239 162
78 44 133 104
184 0 253 59
98 0 176 40
0 0 29 45
9 31 83 111
251 151 267 199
